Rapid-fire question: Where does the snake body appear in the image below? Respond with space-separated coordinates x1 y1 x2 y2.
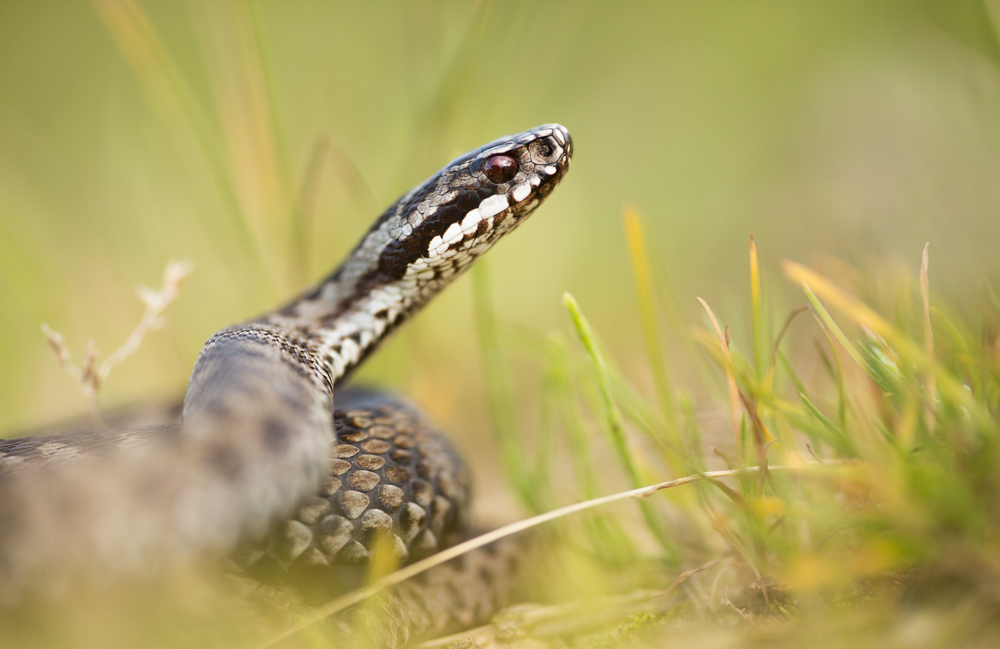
0 125 572 609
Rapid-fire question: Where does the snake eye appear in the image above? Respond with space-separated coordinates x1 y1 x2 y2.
483 155 518 184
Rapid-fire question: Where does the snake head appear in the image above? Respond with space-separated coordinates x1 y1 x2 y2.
459 123 573 222
375 124 573 284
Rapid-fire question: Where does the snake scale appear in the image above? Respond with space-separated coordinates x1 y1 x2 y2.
0 125 572 641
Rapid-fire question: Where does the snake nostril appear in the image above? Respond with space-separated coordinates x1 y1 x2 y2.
529 137 559 163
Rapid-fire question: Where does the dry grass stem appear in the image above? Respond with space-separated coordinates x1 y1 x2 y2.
40 325 105 427
659 556 727 599
41 260 192 426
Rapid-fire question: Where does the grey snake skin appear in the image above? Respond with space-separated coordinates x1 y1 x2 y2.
0 125 572 635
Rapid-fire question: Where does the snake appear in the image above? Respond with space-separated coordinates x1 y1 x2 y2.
0 124 572 638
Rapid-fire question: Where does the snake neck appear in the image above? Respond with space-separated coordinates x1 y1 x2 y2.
218 124 573 402
250 232 502 400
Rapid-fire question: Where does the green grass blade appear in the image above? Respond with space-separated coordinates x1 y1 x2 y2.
800 393 856 457
563 292 675 555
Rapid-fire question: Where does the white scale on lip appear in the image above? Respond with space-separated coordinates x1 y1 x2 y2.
442 222 463 245
427 235 446 257
429 193 511 255
460 209 480 234
479 194 509 218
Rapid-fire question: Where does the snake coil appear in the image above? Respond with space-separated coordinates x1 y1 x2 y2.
0 125 572 611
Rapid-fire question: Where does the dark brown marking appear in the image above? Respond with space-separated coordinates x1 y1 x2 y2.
263 417 290 452
361 439 391 454
207 444 243 481
338 430 368 443
384 465 412 485
332 444 360 458
355 454 386 471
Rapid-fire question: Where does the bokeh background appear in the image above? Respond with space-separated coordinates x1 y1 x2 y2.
2 0 1000 519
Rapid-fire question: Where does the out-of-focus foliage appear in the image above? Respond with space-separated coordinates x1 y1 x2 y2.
3 1 1000 647
3 1 999 439
468 213 1000 648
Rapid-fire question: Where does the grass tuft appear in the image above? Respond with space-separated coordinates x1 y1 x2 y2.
449 229 1000 649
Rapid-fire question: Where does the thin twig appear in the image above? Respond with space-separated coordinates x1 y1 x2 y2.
659 556 727 599
764 305 809 388
723 597 754 622
99 260 193 381
41 325 104 427
41 260 192 426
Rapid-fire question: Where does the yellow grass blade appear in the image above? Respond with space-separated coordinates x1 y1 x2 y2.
750 232 766 382
623 206 678 456
783 260 991 428
783 261 892 339
920 243 936 432
290 137 330 285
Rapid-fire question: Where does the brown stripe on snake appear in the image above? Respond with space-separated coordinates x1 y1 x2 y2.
0 125 572 609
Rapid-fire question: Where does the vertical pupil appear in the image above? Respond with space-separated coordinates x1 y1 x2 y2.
484 155 516 183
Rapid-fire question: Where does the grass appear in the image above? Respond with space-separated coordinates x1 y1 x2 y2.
449 209 1000 648
4 2 1000 648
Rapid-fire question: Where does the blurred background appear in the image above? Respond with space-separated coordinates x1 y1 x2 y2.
2 0 1000 518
